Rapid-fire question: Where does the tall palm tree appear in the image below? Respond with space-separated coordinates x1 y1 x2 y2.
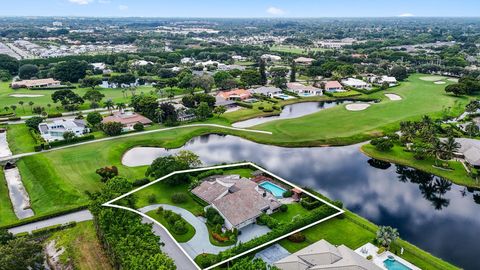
428 139 444 166
116 102 126 113
442 137 461 160
104 99 114 114
28 101 34 112
18 101 25 113
376 226 399 250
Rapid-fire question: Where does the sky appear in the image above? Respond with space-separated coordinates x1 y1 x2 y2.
1 0 480 18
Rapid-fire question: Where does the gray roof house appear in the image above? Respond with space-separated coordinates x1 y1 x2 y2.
453 138 480 167
274 239 382 270
250 86 283 97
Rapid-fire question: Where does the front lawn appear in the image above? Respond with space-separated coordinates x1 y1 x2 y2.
271 203 311 223
146 209 196 243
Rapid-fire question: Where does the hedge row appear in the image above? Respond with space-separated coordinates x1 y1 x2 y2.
30 86 76 91
35 134 96 151
235 101 253 109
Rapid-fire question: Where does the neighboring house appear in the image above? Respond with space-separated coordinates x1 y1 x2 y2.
341 78 371 89
294 57 315 65
324 81 344 92
367 75 397 87
171 103 196 122
217 64 246 71
274 239 382 270
11 78 61 89
261 54 282 62
217 89 252 100
102 111 153 131
450 138 480 168
249 86 282 97
192 175 281 230
91 62 106 70
287 82 323 96
215 96 237 109
39 119 89 142
232 55 246 61
181 57 195 64
131 60 153 67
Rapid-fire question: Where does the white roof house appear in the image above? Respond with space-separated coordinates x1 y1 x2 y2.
131 60 153 67
274 239 382 270
91 62 107 70
261 54 282 62
294 57 315 65
249 86 283 97
287 82 323 96
342 78 372 89
181 57 195 64
38 119 89 142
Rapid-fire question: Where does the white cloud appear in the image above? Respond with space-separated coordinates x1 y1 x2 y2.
118 4 129 11
266 6 285 15
398 13 414 17
68 0 94 5
98 0 111 3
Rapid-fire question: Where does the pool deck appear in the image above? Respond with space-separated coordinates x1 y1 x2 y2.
355 243 420 270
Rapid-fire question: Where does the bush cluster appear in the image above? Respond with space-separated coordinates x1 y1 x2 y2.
287 232 306 243
171 192 188 204
256 213 280 229
300 197 322 210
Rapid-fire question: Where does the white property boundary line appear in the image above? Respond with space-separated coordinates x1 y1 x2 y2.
0 124 272 163
103 162 345 270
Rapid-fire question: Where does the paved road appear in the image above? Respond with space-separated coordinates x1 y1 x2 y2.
8 210 93 234
0 123 272 163
139 204 231 257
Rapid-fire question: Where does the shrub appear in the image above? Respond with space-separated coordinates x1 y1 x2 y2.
300 197 322 210
283 190 293 198
47 113 63 118
262 108 274 112
236 101 253 108
133 122 144 131
156 206 164 215
171 192 188 204
258 106 264 110
132 178 150 187
371 138 393 152
46 134 95 148
256 213 279 229
147 194 157 204
279 204 288 212
288 232 306 243
212 232 229 242
195 253 217 268
25 116 44 131
95 166 118 182
205 207 224 226
367 255 373 260
273 105 280 110
377 247 385 254
172 220 188 235
101 121 123 136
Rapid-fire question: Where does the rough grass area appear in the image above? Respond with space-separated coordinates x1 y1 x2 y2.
46 221 113 270
6 124 36 154
0 168 18 225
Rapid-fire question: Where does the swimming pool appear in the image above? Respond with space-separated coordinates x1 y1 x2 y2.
384 258 412 270
259 181 287 198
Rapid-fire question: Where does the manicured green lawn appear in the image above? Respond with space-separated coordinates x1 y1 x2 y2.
279 211 458 270
146 209 196 243
135 182 205 216
362 144 479 188
0 80 153 117
46 221 113 270
0 168 18 225
247 74 473 146
271 203 311 223
222 167 255 178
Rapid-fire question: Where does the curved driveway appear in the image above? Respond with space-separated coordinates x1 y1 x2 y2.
138 204 232 257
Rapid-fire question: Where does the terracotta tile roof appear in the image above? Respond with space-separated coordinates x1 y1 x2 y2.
217 89 251 100
102 111 152 126
324 81 343 89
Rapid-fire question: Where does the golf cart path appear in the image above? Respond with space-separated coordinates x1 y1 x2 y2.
0 123 272 163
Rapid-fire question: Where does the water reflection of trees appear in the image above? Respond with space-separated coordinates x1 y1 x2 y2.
395 165 452 210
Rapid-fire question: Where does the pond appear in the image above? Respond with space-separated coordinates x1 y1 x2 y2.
231 100 356 128
122 134 480 270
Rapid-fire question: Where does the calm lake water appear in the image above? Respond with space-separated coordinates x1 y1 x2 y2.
232 100 356 128
123 134 480 270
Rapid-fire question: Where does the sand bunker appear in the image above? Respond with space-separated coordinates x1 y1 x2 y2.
420 76 446 81
385 94 402 101
434 81 446 85
9 94 44 98
346 103 370 111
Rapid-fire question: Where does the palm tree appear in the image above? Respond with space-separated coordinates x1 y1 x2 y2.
18 101 25 113
428 139 444 166
10 105 17 115
376 226 399 250
28 101 34 112
47 103 52 113
442 137 461 160
116 102 126 113
104 99 114 114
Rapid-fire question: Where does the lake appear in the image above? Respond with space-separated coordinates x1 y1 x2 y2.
122 134 480 270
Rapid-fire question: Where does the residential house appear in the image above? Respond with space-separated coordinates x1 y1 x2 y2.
38 119 89 142
232 55 246 61
217 89 252 101
249 86 282 97
261 54 282 62
192 175 281 230
367 75 397 87
324 81 344 92
450 138 480 168
341 78 372 89
181 57 195 64
102 111 153 131
215 96 237 109
287 82 323 96
274 239 382 270
11 78 61 89
171 103 196 122
294 57 315 65
131 60 153 67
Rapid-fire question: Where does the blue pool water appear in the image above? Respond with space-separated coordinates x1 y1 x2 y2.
384 258 412 270
259 181 287 198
